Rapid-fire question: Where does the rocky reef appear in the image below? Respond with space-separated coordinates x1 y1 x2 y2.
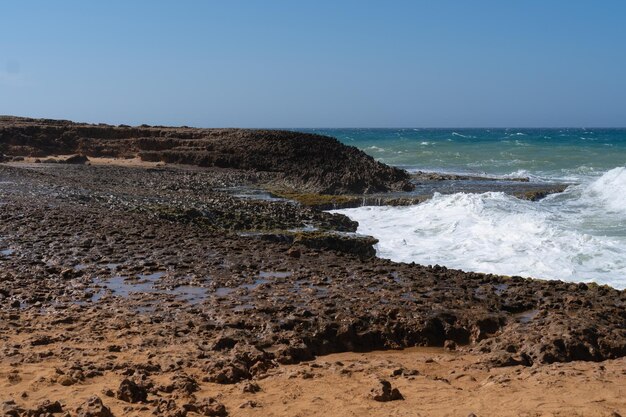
0 162 623 371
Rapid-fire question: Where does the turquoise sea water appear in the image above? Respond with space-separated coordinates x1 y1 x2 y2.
301 129 626 289
303 128 626 181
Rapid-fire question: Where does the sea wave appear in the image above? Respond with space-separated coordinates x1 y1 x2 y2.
334 167 626 289
451 132 475 138
585 167 626 213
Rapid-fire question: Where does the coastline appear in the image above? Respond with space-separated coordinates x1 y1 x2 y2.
1 118 625 416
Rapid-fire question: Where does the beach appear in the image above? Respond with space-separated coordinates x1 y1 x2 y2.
1 118 625 416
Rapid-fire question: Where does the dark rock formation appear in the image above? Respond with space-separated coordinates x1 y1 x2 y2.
62 154 89 164
0 116 412 194
183 398 227 416
369 379 403 401
76 396 114 417
116 379 148 403
293 231 378 259
153 399 187 417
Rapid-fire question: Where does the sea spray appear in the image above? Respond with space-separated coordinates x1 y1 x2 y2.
334 167 626 289
585 167 626 213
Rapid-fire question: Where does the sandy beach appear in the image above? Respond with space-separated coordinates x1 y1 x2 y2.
3 346 625 417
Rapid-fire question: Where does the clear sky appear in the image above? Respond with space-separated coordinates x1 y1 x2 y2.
1 1 625 128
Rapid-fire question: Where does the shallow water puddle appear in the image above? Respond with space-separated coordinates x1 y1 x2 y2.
245 271 291 289
92 271 207 305
214 287 235 297
242 278 269 291
474 283 510 300
221 186 287 202
259 270 292 279
292 279 329 297
138 271 166 281
514 309 540 324
494 283 509 295
168 285 207 304
401 292 417 302
215 271 292 295
233 303 255 312
0 248 15 256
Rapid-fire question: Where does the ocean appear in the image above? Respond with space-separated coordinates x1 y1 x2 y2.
302 128 626 289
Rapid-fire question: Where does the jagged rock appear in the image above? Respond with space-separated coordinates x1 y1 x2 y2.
57 375 76 386
444 340 457 351
62 154 89 164
29 335 56 346
116 379 147 403
368 379 404 402
204 361 249 384
211 335 238 351
27 400 64 415
183 398 227 416
76 396 114 417
238 400 260 409
2 400 24 417
158 373 199 395
153 399 187 417
293 231 378 259
241 381 261 393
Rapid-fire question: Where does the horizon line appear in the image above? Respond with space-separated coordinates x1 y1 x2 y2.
3 115 626 130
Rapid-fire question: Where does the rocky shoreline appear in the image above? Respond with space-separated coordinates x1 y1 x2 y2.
1 118 625 416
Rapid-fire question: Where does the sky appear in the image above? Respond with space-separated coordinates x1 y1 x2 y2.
1 1 626 128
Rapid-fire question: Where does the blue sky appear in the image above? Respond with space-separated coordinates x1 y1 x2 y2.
1 1 625 127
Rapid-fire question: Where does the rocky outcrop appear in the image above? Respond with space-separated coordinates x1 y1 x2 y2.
368 379 404 402
76 396 114 417
293 231 379 259
116 379 148 403
183 398 227 416
0 116 413 194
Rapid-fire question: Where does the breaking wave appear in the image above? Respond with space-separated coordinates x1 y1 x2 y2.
335 167 626 289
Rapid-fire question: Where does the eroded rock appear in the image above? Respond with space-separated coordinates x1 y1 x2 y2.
116 379 148 403
76 396 114 417
368 378 404 402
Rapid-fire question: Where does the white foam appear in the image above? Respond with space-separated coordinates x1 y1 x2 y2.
334 168 626 289
501 169 533 180
451 132 475 138
585 167 626 213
